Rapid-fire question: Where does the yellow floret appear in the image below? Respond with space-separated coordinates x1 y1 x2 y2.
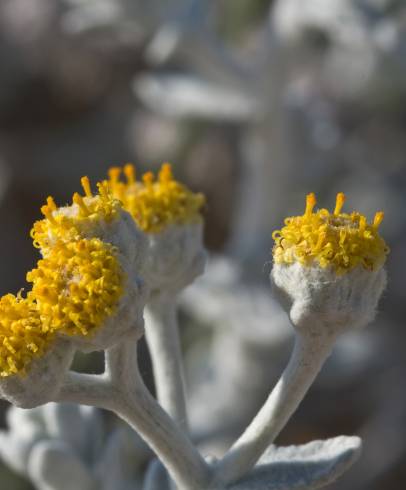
30 178 122 251
106 163 205 233
0 294 52 377
27 238 124 337
272 193 389 274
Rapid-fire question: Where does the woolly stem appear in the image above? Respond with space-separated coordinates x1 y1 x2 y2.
214 331 336 484
145 297 189 433
56 372 111 406
57 335 211 490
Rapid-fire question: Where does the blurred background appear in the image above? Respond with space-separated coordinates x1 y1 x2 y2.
0 0 405 488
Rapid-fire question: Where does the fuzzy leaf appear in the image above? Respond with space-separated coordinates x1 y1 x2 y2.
227 436 362 490
0 406 47 474
27 440 96 490
143 458 170 490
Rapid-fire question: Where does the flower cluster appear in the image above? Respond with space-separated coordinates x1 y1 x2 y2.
107 163 205 233
272 192 389 274
0 176 145 406
0 164 204 397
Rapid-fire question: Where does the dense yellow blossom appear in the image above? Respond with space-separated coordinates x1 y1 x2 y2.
31 177 122 251
27 238 124 337
272 193 389 274
0 294 52 377
106 163 205 233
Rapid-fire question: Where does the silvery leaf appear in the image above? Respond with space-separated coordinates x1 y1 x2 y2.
227 436 362 490
95 428 134 490
0 406 47 474
134 73 259 121
6 405 46 437
43 403 91 458
95 426 149 490
142 458 170 490
0 431 36 475
78 405 104 463
28 440 96 490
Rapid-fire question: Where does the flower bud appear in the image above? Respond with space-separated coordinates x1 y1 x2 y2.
271 193 388 335
107 163 206 296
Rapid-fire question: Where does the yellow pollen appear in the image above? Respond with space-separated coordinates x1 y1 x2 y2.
108 167 122 183
32 177 122 253
73 192 89 216
124 164 136 185
272 192 389 274
97 181 110 200
105 163 205 233
40 205 57 225
47 196 57 211
81 176 93 198
359 215 366 233
334 192 346 215
305 193 317 217
373 211 384 229
0 294 53 377
142 171 154 187
159 163 173 182
27 238 124 338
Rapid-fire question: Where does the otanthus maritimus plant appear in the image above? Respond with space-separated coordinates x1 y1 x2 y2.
0 175 388 490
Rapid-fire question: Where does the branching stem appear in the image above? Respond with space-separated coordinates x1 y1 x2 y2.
214 331 336 485
56 333 211 490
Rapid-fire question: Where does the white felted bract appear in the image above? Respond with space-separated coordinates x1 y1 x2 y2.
97 208 147 270
271 262 387 334
0 339 74 408
143 222 207 296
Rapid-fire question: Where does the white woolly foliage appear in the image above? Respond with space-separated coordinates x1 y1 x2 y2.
227 436 362 490
271 262 387 334
138 437 362 490
0 339 75 408
0 403 150 490
143 222 207 296
0 405 362 490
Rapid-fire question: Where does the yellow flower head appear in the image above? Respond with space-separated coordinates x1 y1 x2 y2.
31 177 122 252
272 192 389 274
106 163 205 233
0 294 52 377
27 238 124 338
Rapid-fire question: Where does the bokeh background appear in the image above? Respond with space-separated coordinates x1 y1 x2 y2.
0 0 405 488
